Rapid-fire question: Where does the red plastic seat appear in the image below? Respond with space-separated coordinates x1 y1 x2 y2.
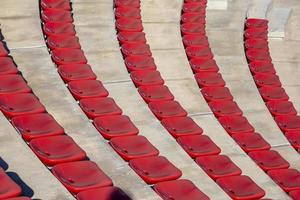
130 70 164 87
244 28 268 39
30 135 86 166
195 72 225 87
244 38 268 50
43 22 75 37
190 58 219 73
148 100 187 120
58 64 97 82
259 87 289 101
201 87 233 102
93 115 139 139
41 9 73 23
209 101 243 117
216 175 265 199
138 85 174 103
185 0 208 3
186 46 213 60
254 73 281 87
110 135 159 161
47 35 81 50
121 43 151 57
196 155 241 179
218 116 254 135
68 80 108 100
115 18 143 32
182 3 206 13
77 187 131 200
52 161 112 194
181 23 206 35
114 0 140 8
115 7 141 19
285 131 300 149
129 156 182 184
289 190 300 200
177 135 220 158
125 56 156 71
153 179 209 200
266 101 297 116
181 13 206 23
117 32 146 44
0 168 22 199
268 169 300 192
232 132 271 153
0 74 31 95
245 18 268 29
11 113 64 141
275 115 300 132
0 57 18 75
0 42 9 57
79 97 122 119
249 61 276 74
0 93 45 118
246 49 271 62
41 0 71 10
161 116 203 138
51 49 87 65
183 35 209 47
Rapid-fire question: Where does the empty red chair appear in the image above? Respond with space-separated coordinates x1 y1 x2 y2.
186 46 213 60
79 97 122 119
52 49 87 65
285 131 300 149
249 150 289 171
47 35 81 50
30 135 86 166
190 58 219 73
0 42 9 57
58 64 97 82
275 115 300 132
289 190 300 200
41 9 73 23
129 156 182 184
181 13 205 23
138 85 174 103
115 7 141 19
244 38 268 50
209 101 242 117
110 135 159 161
232 132 270 152
201 87 233 102
11 113 64 141
249 61 276 74
259 87 289 101
125 56 156 71
183 35 209 47
244 28 268 39
41 0 71 10
0 168 22 199
43 22 75 37
182 3 206 13
177 135 220 158
121 43 151 57
153 179 209 200
0 93 45 118
52 161 112 194
245 18 268 29
93 115 139 139
68 80 108 100
114 0 140 8
195 72 225 87
266 101 297 116
268 169 300 192
0 57 18 75
130 70 164 87
216 175 265 199
115 18 143 32
218 116 254 135
148 100 187 120
161 116 203 138
0 74 31 95
185 0 208 3
246 49 271 62
254 73 281 87
181 23 205 35
77 187 131 200
117 32 146 44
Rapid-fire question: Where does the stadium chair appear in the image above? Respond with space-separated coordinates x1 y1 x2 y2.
246 49 272 62
268 169 300 192
148 100 188 120
208 101 243 117
249 61 276 74
182 3 206 13
115 18 143 32
41 9 73 23
195 72 226 87
0 42 9 57
182 35 209 47
218 116 255 135
117 32 146 44
201 87 233 102
124 56 156 71
114 0 141 8
40 0 71 11
244 38 269 50
181 13 206 23
0 168 22 199
184 0 208 3
0 57 19 75
266 101 297 116
244 28 268 39
232 132 271 153
51 49 87 65
130 70 164 87
58 64 97 82
0 74 31 94
185 46 213 60
77 187 132 200
115 7 141 19
253 73 281 87
138 85 174 103
275 115 300 132
259 87 289 101
121 43 151 57
43 22 76 37
285 131 300 149
68 80 108 100
129 156 182 184
189 58 219 73
245 18 268 29
47 35 81 50
180 23 206 35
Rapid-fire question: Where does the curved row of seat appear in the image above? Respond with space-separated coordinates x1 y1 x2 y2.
0 20 129 200
179 1 300 199
39 0 208 199
113 0 268 199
